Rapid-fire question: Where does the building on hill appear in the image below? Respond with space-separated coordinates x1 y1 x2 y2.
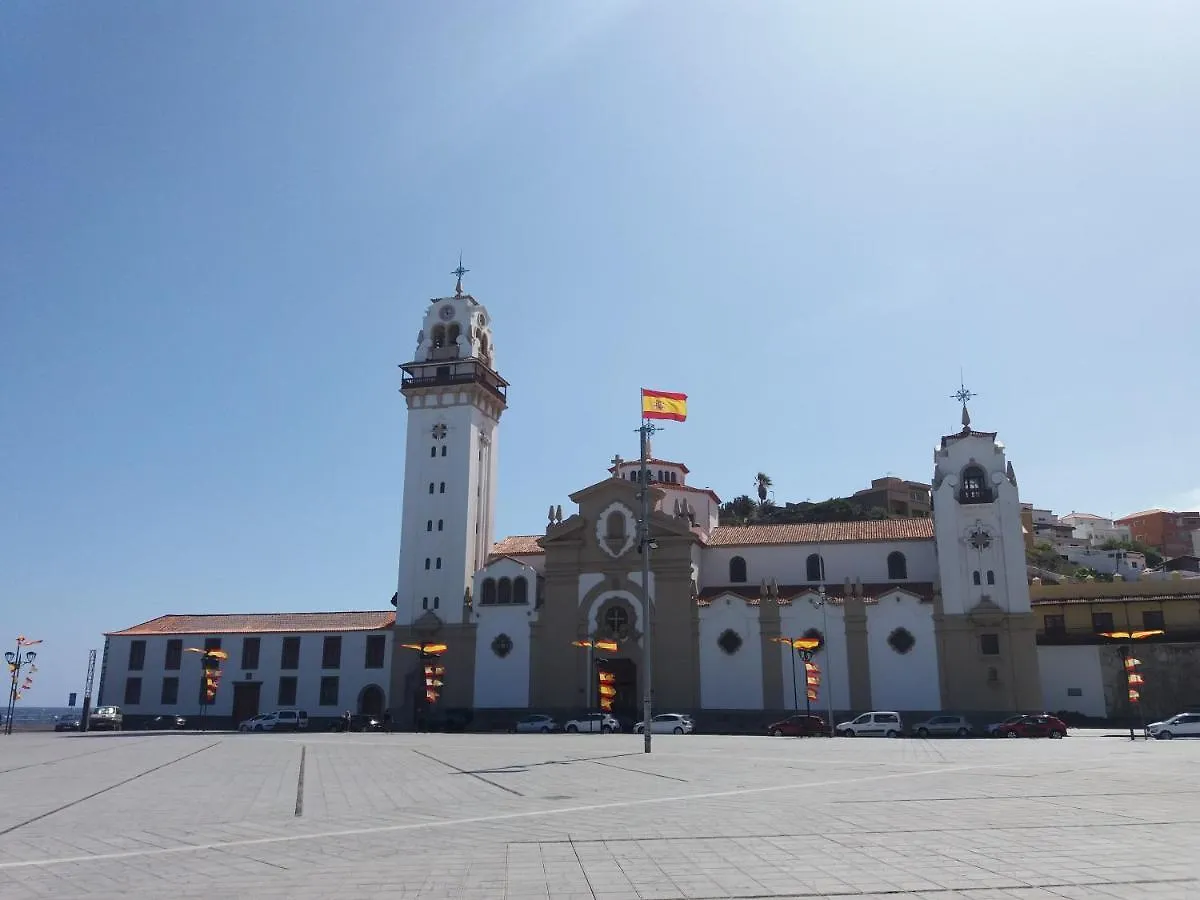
851 477 931 518
1060 512 1131 548
1116 509 1200 559
388 275 1043 725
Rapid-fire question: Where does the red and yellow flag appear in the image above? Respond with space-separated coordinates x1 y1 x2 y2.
641 389 687 422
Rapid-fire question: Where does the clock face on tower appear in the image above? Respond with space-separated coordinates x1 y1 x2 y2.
439 305 455 321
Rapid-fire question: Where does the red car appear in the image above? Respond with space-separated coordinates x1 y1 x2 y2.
766 714 829 737
997 714 1068 739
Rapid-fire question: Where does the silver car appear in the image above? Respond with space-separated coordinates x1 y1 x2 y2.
911 714 973 738
513 714 559 734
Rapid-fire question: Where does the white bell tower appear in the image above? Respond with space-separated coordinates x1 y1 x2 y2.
394 261 507 625
931 390 1029 615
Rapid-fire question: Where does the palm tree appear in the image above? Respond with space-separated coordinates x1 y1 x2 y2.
755 472 773 504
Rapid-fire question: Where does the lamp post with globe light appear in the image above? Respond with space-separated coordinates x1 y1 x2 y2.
4 637 41 736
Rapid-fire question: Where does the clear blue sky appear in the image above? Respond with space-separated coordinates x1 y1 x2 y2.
3 2 1198 706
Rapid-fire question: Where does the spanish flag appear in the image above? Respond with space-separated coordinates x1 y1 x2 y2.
641 388 687 422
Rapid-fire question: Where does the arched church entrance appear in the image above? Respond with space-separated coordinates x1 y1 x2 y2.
358 683 385 716
606 658 638 720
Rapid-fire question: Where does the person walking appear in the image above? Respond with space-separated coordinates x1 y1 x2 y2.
341 710 352 733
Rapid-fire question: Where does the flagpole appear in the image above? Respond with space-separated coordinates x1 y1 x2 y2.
638 416 654 753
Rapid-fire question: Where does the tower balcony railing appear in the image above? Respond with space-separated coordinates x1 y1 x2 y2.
401 363 507 402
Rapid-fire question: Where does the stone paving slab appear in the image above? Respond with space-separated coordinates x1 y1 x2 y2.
0 730 1196 898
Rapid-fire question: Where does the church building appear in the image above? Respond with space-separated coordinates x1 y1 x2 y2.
389 276 1043 724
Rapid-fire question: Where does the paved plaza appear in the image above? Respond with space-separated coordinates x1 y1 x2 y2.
0 729 1196 899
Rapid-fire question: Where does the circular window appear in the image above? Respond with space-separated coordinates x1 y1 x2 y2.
717 629 743 655
888 627 916 655
491 633 513 658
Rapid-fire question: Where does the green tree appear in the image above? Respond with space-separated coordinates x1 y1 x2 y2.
754 472 773 504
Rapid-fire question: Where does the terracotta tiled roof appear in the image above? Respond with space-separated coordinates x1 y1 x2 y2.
1115 509 1176 521
611 458 691 474
659 482 722 503
490 535 544 556
107 611 395 636
706 519 935 546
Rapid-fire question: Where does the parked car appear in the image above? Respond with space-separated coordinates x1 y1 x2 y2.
563 713 620 733
911 714 973 738
147 715 188 730
987 714 1029 737
54 717 81 732
513 714 560 733
89 706 123 731
633 713 694 735
1148 712 1200 740
241 709 309 732
996 714 1067 739
766 714 828 737
836 711 903 737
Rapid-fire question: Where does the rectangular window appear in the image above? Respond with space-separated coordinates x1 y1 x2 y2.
280 636 301 670
128 640 146 671
241 637 261 670
980 634 1000 655
165 639 182 671
1067 688 1082 697
161 677 179 705
204 637 222 653
319 676 339 706
1044 614 1066 633
278 676 297 707
1142 609 1165 631
322 636 342 669
1091 611 1115 633
365 634 386 669
124 677 142 705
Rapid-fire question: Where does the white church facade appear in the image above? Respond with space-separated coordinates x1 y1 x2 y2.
389 277 1043 725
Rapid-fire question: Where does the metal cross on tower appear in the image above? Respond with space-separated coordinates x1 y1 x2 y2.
451 253 469 296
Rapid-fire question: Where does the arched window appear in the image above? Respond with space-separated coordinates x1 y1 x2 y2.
986 570 995 585
437 519 443 531
428 483 435 494
887 551 908 580
729 556 748 583
606 512 626 540
806 553 825 582
424 558 431 570
447 323 461 346
431 324 446 348
513 576 529 604
440 445 447 457
426 520 432 532
439 482 446 494
481 578 497 605
973 570 981 585
498 577 513 604
430 446 436 457
958 465 993 504
422 597 429 610
433 596 440 609
435 557 442 570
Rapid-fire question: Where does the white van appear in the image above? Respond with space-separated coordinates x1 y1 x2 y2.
247 709 309 732
836 711 904 737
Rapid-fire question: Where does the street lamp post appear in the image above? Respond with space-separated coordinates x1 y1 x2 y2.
772 637 821 719
1100 629 1164 740
4 637 41 736
571 637 619 714
809 586 836 735
635 420 661 753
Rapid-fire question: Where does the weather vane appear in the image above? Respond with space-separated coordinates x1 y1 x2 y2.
452 252 469 296
952 383 976 406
